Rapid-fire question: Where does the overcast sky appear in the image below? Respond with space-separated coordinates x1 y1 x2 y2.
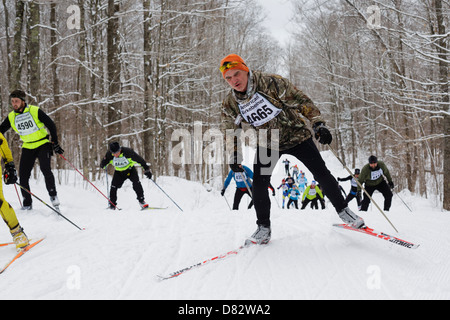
256 0 295 47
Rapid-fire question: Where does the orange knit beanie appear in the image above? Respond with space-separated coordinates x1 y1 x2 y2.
219 54 249 78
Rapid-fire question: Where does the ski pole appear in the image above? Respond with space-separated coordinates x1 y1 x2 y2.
223 193 232 211
105 168 111 207
15 183 84 231
382 174 412 213
327 145 399 233
239 172 253 198
58 154 119 210
150 179 183 212
14 184 22 208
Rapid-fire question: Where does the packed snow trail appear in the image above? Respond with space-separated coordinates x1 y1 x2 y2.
0 151 449 299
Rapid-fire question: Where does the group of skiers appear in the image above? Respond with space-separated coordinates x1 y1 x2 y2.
276 166 325 210
2 52 397 251
0 90 153 251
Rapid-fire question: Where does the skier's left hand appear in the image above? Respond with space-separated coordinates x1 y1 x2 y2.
313 122 333 145
144 170 152 180
53 143 64 154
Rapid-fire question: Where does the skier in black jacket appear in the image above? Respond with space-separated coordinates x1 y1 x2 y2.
100 142 152 209
337 169 362 210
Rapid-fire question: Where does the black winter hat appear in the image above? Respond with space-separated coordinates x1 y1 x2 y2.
368 155 378 164
10 89 26 101
109 142 121 153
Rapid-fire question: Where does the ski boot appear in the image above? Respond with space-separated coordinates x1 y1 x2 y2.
50 196 60 211
10 225 29 251
139 200 149 210
338 207 365 229
245 225 271 246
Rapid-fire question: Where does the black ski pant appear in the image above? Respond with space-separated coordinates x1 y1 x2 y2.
287 199 298 209
252 138 346 227
360 181 393 211
345 190 362 207
19 143 57 207
110 167 144 205
232 188 253 210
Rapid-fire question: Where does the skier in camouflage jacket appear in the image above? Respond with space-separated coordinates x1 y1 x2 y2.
220 54 365 244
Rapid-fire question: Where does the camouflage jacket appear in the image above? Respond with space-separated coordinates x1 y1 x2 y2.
221 70 324 152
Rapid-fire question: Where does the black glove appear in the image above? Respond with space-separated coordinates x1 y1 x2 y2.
144 170 152 180
4 162 17 185
221 189 225 196
229 152 244 172
388 181 394 189
313 122 333 145
53 143 64 154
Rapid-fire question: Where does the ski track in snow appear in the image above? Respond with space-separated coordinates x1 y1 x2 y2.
0 151 449 300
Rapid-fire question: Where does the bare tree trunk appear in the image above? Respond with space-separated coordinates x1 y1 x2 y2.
434 0 450 209
106 0 121 139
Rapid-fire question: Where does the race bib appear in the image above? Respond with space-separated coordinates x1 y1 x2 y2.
234 172 247 182
238 93 281 127
14 112 39 136
308 188 317 196
371 168 383 180
113 156 130 169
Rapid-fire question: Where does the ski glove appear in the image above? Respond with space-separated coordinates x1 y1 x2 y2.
4 162 17 185
313 122 333 145
53 143 64 154
144 170 152 180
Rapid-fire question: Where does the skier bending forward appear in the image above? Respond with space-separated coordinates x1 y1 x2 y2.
219 54 365 245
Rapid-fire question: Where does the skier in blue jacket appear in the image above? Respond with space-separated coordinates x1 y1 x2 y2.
221 165 254 210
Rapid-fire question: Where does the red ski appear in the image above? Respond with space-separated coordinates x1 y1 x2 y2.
158 245 247 280
333 224 419 249
0 242 14 247
0 238 45 274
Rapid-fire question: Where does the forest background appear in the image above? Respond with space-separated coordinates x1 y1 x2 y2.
0 0 448 210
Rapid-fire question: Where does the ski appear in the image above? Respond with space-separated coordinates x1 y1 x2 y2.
157 245 247 280
0 239 34 248
0 238 45 274
333 224 419 249
141 206 167 211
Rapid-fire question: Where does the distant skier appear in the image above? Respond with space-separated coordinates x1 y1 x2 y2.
285 175 295 188
287 185 300 209
277 179 289 209
0 132 29 250
291 164 300 180
297 171 308 193
221 165 254 210
358 156 394 211
337 169 362 210
301 181 325 210
282 159 290 176
220 53 364 245
100 142 153 210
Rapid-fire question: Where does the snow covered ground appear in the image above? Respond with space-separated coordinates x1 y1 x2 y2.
0 151 449 300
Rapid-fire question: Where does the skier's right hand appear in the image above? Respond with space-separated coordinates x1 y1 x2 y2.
221 189 225 196
4 162 17 185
